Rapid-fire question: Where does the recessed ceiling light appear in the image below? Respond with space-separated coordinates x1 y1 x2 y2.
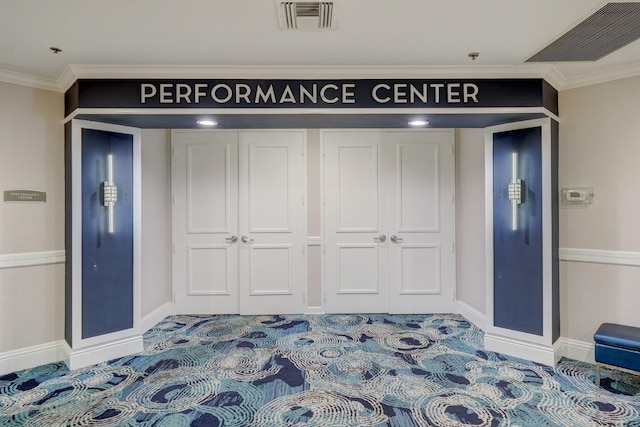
197 120 218 126
408 120 429 127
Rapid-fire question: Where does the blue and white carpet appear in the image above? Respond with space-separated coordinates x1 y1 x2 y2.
1 314 640 426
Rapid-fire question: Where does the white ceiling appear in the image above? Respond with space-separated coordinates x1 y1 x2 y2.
2 0 640 91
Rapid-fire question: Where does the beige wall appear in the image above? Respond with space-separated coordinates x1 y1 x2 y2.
558 75 640 341
455 129 486 314
0 82 65 352
559 76 640 251
140 129 173 316
0 82 64 253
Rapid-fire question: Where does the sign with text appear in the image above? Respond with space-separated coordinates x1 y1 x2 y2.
67 78 556 115
4 190 46 203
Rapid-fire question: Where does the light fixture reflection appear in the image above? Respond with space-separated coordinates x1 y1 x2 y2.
507 152 523 231
197 120 218 126
408 120 429 127
100 154 118 233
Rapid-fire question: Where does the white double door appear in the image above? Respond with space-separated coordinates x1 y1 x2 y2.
323 130 455 314
172 130 306 315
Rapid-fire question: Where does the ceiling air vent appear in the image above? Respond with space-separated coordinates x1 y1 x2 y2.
526 2 640 62
277 1 337 30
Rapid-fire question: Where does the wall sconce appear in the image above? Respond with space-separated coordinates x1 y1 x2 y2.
507 152 523 231
100 154 118 233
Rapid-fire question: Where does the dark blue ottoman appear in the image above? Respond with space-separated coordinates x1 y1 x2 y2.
594 323 640 385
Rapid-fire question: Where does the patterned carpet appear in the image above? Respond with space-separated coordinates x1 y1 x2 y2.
1 314 640 426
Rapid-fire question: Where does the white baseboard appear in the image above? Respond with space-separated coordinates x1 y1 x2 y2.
0 302 172 376
65 335 144 371
484 332 561 366
0 340 67 375
456 300 486 331
557 337 595 364
455 300 596 366
141 302 173 332
305 306 325 314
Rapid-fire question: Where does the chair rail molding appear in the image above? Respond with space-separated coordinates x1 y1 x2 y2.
0 250 65 269
559 248 640 267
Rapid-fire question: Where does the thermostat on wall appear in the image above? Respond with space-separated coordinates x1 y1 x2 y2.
560 187 594 208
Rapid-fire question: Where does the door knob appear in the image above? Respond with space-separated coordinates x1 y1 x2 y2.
225 235 238 243
241 235 254 243
390 235 403 243
374 234 386 243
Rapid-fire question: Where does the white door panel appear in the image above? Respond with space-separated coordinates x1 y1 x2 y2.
187 143 232 233
172 131 239 314
396 244 440 294
323 131 388 313
247 145 292 232
187 245 232 295
395 142 440 232
337 145 379 231
248 245 293 294
336 244 381 293
386 130 455 314
239 131 306 315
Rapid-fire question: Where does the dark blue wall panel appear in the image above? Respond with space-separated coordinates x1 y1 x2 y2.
81 129 134 339
493 127 543 336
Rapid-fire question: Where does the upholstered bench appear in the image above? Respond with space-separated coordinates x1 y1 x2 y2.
594 323 640 385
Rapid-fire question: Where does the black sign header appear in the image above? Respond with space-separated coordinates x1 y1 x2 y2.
66 78 557 116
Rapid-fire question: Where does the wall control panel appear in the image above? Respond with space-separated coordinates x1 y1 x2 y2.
560 187 594 207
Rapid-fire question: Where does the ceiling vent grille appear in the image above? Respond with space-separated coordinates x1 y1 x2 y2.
526 2 640 62
277 1 337 30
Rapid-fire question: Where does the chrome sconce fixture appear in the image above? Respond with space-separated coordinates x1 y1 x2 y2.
100 154 118 233
507 152 523 231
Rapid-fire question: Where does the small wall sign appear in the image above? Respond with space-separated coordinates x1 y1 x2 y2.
4 190 46 203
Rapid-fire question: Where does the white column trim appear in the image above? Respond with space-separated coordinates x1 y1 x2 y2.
485 332 562 366
65 335 144 371
0 250 65 269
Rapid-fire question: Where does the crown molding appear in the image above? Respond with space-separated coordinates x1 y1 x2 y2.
64 63 562 81
57 65 80 92
0 69 62 92
3 62 640 94
560 60 640 90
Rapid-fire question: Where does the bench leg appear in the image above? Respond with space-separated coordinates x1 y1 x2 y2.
595 363 601 386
